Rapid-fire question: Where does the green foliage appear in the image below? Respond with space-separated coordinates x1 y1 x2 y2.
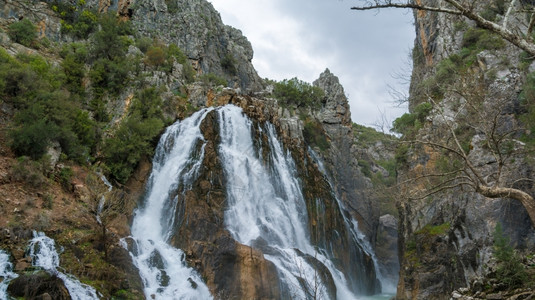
10 115 58 159
91 13 133 60
135 37 153 54
303 119 330 151
102 88 166 183
221 53 237 75
145 46 166 66
0 49 97 163
395 143 409 166
416 222 451 236
57 166 73 190
481 0 506 21
165 0 180 13
520 72 535 147
89 57 130 97
493 223 528 289
60 43 88 93
51 0 98 39
9 156 49 188
273 77 325 109
391 102 432 135
8 19 37 47
462 28 505 51
199 73 227 87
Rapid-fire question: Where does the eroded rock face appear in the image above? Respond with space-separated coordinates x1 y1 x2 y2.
398 2 535 299
313 69 378 240
86 0 263 92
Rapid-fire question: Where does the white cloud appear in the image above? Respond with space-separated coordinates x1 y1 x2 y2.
210 0 414 127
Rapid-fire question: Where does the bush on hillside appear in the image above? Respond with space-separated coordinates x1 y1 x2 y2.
8 19 37 47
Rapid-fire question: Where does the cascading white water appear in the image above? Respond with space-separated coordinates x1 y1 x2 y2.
124 108 213 299
217 105 357 299
308 148 395 295
0 249 18 300
28 232 100 300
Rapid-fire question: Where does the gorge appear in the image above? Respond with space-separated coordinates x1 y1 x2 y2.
0 0 534 299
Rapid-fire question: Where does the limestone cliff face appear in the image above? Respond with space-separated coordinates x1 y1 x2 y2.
398 2 535 299
313 69 379 241
88 0 263 91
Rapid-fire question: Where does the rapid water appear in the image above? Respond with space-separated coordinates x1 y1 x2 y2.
124 104 383 299
0 250 18 300
124 108 213 299
218 105 358 299
309 147 396 295
28 232 100 300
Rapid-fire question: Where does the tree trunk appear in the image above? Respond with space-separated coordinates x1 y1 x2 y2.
476 185 535 227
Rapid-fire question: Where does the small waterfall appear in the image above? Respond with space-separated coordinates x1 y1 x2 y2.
28 232 100 300
218 105 357 299
0 250 18 300
309 148 395 295
124 108 213 299
96 173 113 225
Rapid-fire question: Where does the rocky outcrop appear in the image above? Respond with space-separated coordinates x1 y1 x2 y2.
313 69 379 240
91 0 263 92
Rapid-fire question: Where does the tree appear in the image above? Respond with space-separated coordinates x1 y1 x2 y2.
8 19 37 47
396 74 535 226
85 172 127 257
351 0 535 57
353 1 535 226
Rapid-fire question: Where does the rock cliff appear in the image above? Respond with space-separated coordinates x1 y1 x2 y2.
397 1 535 299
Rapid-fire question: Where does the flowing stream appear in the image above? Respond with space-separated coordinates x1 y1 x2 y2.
0 250 18 300
28 232 100 300
125 104 383 299
124 108 214 299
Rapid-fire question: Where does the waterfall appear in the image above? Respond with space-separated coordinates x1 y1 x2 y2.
124 104 382 299
218 105 357 299
0 250 18 300
124 108 213 299
28 232 100 300
309 147 395 294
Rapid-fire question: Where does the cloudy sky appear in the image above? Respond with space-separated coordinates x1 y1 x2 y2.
209 0 415 128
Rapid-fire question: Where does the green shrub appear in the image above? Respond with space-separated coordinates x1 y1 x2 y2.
102 88 166 183
199 73 227 87
221 53 237 75
462 28 505 51
10 106 59 159
493 223 528 289
61 45 87 94
303 119 330 151
273 78 325 109
57 166 73 190
391 102 432 135
8 19 37 47
89 57 130 96
9 156 48 188
145 46 166 66
102 116 164 183
92 13 132 60
136 37 153 53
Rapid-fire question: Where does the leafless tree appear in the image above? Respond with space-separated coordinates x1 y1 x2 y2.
395 68 535 226
85 172 127 257
351 0 535 57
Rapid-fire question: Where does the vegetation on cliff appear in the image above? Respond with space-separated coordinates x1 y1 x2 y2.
351 0 535 298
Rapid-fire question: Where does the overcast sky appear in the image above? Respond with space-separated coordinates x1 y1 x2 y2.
209 0 415 128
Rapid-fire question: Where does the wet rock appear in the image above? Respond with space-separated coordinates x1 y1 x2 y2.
7 272 70 300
